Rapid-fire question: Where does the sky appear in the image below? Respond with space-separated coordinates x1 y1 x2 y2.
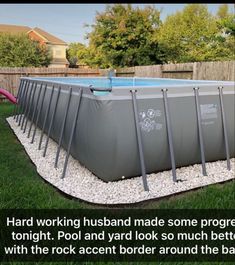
0 4 234 45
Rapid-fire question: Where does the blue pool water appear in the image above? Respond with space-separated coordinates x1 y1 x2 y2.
32 77 227 96
34 77 220 88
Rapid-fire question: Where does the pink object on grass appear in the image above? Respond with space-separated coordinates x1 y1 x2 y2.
0 88 17 104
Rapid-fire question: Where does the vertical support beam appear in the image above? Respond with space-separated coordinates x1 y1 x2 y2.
194 87 207 176
31 84 47 144
16 80 26 122
218 86 231 170
21 82 34 130
13 80 23 119
130 89 149 192
162 89 177 182
43 86 61 157
23 82 37 133
61 88 82 179
38 86 55 150
18 80 30 126
27 83 42 138
55 87 72 168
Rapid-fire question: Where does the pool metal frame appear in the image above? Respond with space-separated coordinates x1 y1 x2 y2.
13 77 233 191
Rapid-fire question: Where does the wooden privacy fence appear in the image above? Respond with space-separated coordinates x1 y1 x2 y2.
0 67 100 96
0 61 234 97
116 61 235 81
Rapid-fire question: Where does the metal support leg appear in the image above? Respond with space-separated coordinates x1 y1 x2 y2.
16 80 26 122
194 87 207 176
27 83 42 138
38 86 55 150
55 87 72 168
43 87 61 157
13 80 23 119
61 88 82 179
23 82 37 133
21 82 34 130
218 86 231 170
31 84 47 144
18 81 30 127
130 89 149 191
162 89 177 182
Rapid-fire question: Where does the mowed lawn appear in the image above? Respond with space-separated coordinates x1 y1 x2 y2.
0 102 234 265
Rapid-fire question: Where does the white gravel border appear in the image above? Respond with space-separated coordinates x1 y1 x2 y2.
7 116 235 205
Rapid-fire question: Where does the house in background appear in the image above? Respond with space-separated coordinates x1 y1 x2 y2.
0 24 69 68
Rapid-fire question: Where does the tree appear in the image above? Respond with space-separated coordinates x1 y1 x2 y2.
215 4 235 60
67 42 89 67
157 4 234 63
217 4 235 36
0 34 51 67
86 4 163 68
217 4 229 19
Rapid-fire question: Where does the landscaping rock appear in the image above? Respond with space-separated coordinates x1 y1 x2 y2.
7 116 235 205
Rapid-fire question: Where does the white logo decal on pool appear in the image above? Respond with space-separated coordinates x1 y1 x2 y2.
200 104 218 120
139 111 146 119
139 109 162 132
147 109 155 118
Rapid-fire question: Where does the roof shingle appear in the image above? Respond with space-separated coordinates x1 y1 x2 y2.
0 24 67 45
0 24 31 34
32 27 67 45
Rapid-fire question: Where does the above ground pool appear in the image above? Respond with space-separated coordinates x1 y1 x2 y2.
14 77 235 191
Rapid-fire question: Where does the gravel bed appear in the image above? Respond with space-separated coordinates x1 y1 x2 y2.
7 116 235 205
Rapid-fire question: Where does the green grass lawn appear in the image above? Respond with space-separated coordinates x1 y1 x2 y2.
0 102 234 265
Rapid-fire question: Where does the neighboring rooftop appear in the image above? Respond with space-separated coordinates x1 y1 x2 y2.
0 24 31 34
0 24 67 45
30 27 67 45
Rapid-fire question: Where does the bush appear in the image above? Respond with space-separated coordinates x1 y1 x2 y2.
0 33 52 67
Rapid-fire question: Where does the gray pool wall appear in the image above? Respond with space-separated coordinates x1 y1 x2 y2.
17 77 235 181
